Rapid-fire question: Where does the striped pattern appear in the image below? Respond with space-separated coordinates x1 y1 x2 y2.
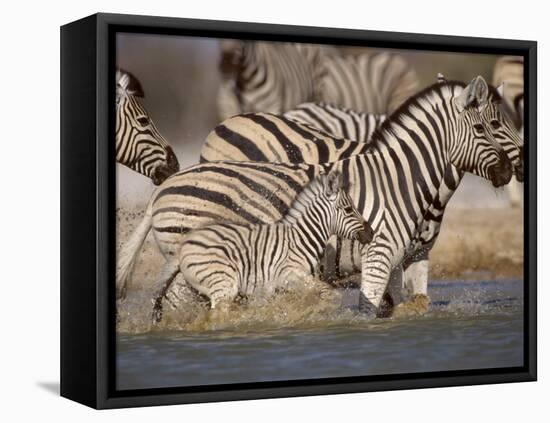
116 69 179 185
318 52 420 114
117 77 519 316
217 41 332 120
217 40 419 119
492 56 524 131
283 102 385 143
492 56 525 208
150 173 372 321
200 110 373 165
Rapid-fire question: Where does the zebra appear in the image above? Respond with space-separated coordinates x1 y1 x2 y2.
117 76 517 318
493 56 524 131
116 68 179 185
283 102 386 143
200 110 374 164
197 77 523 313
150 171 373 322
493 56 524 207
317 52 420 115
217 40 331 120
217 40 419 119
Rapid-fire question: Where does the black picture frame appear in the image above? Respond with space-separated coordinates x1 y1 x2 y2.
60 12 537 409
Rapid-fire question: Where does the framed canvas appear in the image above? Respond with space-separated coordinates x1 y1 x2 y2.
60 13 537 409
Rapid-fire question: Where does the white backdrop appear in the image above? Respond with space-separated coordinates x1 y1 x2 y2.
1 1 545 421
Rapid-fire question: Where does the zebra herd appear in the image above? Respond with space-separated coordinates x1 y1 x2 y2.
150 172 373 322
115 41 525 322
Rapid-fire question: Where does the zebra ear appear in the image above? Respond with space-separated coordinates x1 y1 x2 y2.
437 73 447 83
456 76 489 112
116 68 145 98
325 171 343 197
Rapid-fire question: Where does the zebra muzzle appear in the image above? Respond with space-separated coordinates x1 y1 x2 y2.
152 147 180 185
488 151 513 188
514 146 524 182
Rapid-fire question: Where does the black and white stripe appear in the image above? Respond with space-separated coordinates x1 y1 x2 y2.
149 172 372 322
283 102 385 143
116 69 179 185
117 77 516 316
493 56 524 131
200 109 375 165
217 40 331 119
317 52 420 114
493 56 524 207
217 40 419 119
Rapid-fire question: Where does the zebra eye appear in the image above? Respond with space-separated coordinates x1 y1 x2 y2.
137 116 150 126
343 206 354 213
473 124 484 134
490 120 502 130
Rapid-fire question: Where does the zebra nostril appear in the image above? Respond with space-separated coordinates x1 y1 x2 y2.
489 154 513 187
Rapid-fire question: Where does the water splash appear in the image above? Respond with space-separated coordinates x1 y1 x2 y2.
117 278 523 335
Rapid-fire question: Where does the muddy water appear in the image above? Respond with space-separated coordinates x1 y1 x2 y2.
116 279 523 390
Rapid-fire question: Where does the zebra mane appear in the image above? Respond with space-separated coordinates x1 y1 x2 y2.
366 79 502 147
116 68 145 98
281 174 329 225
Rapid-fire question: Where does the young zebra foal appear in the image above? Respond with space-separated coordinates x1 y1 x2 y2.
151 171 373 322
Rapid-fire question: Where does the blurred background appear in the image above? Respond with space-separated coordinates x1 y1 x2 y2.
116 33 523 281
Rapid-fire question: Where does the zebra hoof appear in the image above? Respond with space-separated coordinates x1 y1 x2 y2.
151 298 164 324
392 294 431 318
376 292 395 318
358 292 377 317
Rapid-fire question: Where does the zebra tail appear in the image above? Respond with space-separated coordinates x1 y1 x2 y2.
116 198 154 300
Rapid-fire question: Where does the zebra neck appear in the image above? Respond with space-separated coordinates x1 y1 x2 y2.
286 214 332 269
362 83 466 165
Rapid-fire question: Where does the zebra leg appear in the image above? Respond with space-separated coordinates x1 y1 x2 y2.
208 281 239 311
392 258 431 317
151 260 180 323
378 265 405 317
163 273 200 311
358 243 393 317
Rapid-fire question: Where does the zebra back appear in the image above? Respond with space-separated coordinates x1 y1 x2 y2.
217 41 335 120
216 41 420 119
200 111 371 164
317 52 420 115
283 103 385 143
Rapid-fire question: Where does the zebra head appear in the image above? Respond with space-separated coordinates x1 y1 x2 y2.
116 69 179 185
451 76 513 188
483 84 524 182
324 172 374 245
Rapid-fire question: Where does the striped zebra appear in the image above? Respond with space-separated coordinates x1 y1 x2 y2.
217 40 419 119
493 56 524 131
150 171 373 322
283 102 385 143
198 77 523 312
493 56 524 207
217 40 332 119
200 110 374 165
117 76 517 317
318 52 420 114
116 69 179 185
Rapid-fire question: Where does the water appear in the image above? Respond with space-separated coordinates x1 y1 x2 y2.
116 279 523 390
